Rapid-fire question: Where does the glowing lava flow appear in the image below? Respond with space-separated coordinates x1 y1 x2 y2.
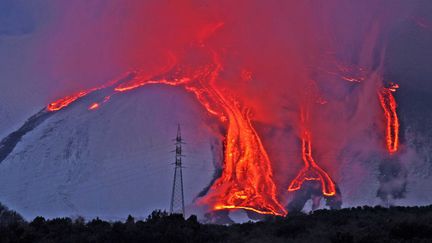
46 68 286 216
207 105 286 216
113 52 286 216
88 103 100 110
378 83 400 154
47 91 91 111
45 24 286 215
288 110 336 196
46 73 128 112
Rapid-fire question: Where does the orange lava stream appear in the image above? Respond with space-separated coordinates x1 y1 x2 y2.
47 73 127 112
47 90 91 111
114 75 190 92
88 103 100 110
45 27 285 214
188 55 285 215
288 110 336 196
378 83 400 154
207 106 286 215
112 52 286 215
214 205 283 216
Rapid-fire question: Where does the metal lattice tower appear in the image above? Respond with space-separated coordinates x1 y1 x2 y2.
170 124 185 216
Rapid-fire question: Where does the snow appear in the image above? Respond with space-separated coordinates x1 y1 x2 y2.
1 83 432 221
0 85 216 220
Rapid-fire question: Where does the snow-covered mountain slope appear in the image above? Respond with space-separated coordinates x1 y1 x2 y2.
1 77 432 221
0 85 216 220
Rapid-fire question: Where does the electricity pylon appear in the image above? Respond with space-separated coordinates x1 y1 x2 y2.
170 124 185 216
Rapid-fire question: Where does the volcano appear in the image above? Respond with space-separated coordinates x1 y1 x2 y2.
1 68 432 221
0 82 217 220
0 66 431 222
1 0 432 223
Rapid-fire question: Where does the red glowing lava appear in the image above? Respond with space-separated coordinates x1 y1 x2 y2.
378 83 400 154
47 91 91 111
206 106 286 216
288 110 336 196
88 103 100 110
115 51 285 215
44 50 289 215
46 72 131 112
114 73 190 93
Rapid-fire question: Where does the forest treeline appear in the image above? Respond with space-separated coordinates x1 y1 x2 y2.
1 202 432 242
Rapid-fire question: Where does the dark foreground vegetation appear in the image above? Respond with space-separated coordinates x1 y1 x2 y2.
1 203 432 242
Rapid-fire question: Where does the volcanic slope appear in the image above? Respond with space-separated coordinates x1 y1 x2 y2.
0 85 216 220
